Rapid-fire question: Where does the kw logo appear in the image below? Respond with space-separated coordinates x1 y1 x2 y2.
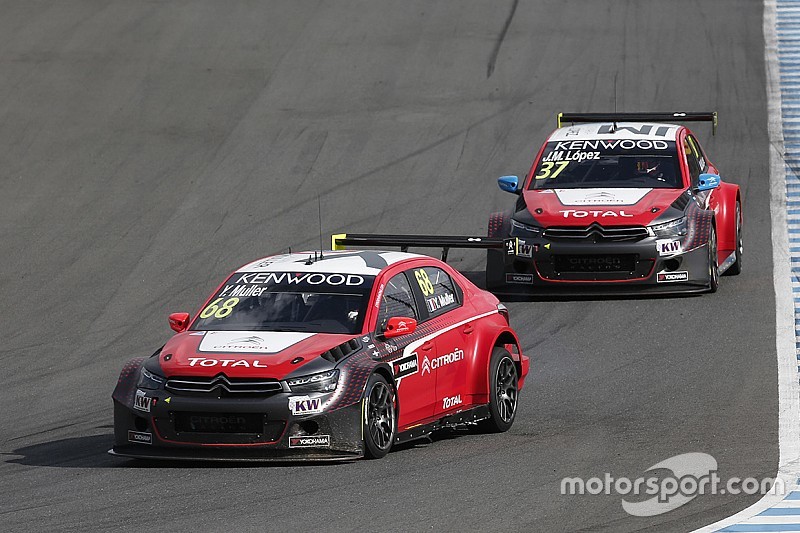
289 396 323 415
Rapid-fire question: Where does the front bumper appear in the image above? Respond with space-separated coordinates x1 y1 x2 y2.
488 233 711 295
110 388 363 462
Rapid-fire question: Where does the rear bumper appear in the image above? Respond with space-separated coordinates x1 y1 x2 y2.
488 234 712 294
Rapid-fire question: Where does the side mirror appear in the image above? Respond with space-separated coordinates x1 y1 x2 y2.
498 175 520 194
382 316 417 339
168 312 190 333
696 173 721 192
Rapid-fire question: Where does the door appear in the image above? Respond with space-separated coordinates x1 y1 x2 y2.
374 271 435 428
408 265 468 416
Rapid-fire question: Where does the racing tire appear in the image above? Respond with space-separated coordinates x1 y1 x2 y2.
708 225 719 293
723 201 743 276
478 347 519 433
486 211 511 290
362 373 396 459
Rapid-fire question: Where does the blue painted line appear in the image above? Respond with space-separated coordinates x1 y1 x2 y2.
784 492 800 500
759 508 800 515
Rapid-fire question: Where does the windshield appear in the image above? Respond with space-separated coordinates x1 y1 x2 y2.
528 140 681 189
191 271 375 334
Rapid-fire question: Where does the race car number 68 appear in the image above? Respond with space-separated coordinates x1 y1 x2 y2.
415 269 435 296
200 297 240 319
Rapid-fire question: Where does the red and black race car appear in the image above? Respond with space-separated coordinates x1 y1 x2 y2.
111 250 528 461
486 112 742 294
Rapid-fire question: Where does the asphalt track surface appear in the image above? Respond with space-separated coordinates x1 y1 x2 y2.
0 1 776 531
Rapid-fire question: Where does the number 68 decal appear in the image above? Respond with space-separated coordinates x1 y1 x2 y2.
200 297 240 319
414 269 435 297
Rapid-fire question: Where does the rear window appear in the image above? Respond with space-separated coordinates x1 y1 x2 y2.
529 140 681 189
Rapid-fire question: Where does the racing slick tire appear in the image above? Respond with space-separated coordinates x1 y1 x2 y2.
479 347 519 433
362 373 397 459
708 225 720 293
486 211 511 290
724 201 743 276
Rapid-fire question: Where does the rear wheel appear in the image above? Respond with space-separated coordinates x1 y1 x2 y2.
362 373 396 459
708 226 719 293
724 202 743 276
478 348 519 433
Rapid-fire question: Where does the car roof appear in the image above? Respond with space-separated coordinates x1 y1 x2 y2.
548 122 682 142
237 250 426 276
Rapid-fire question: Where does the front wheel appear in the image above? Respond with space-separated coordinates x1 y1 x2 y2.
486 211 511 290
478 348 519 433
362 373 396 459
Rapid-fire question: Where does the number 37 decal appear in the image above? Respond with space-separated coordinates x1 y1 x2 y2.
535 161 569 179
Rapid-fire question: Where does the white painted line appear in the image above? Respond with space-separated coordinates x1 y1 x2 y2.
773 500 800 507
693 1 800 529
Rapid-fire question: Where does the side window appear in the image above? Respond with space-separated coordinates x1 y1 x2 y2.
411 266 460 319
376 273 418 330
686 135 707 172
683 137 701 186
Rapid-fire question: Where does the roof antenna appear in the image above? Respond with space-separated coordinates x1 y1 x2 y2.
317 195 324 258
611 72 618 133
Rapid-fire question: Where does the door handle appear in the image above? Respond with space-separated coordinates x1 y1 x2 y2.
463 324 474 335
421 341 434 351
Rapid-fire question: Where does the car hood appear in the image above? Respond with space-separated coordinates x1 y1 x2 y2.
522 187 686 227
158 330 360 380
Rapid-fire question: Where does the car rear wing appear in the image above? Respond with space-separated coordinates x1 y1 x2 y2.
331 233 518 262
557 111 718 135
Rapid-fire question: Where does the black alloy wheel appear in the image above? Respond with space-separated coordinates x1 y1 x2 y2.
363 373 396 459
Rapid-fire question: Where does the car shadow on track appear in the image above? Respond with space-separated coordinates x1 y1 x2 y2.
6 433 118 468
459 270 703 302
6 434 345 469
389 427 477 454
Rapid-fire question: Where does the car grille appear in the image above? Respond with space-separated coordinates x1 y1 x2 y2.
543 224 648 242
166 374 283 396
553 254 638 273
174 412 266 433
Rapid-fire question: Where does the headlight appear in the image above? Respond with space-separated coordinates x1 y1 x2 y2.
137 367 165 390
286 370 339 393
510 219 543 237
648 217 688 238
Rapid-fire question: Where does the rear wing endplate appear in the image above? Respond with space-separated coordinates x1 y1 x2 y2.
557 111 718 135
331 233 518 262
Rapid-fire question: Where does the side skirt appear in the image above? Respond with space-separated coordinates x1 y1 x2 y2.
395 405 491 445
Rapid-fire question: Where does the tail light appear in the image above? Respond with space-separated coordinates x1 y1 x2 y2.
497 303 510 324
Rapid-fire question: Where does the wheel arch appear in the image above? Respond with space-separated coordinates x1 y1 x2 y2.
468 324 524 404
714 182 741 255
